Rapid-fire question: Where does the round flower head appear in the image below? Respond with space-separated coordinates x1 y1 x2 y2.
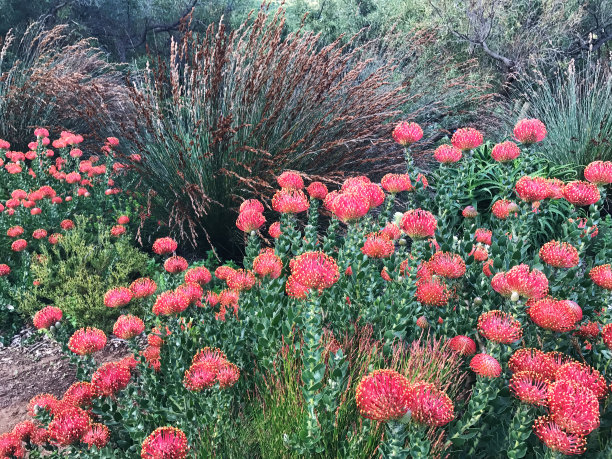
0 432 25 458
584 160 612 186
253 248 283 278
477 310 523 344
142 345 161 371
6 225 24 238
514 119 547 144
555 362 607 400
331 192 370 222
491 199 518 219
33 306 62 330
575 321 599 340
527 297 577 332
217 362 241 388
152 290 190 316
0 264 10 276
470 353 502 378
236 210 265 232
164 256 188 274
11 239 27 252
63 381 95 408
380 222 401 241
28 393 60 417
175 283 204 306
12 420 36 442
589 264 612 289
226 269 256 291
110 225 126 237
462 205 479 218
130 277 158 298
184 266 212 286
563 181 601 206
104 286 133 308
392 121 423 146
361 232 395 258
32 228 48 239
433 144 462 164
82 423 110 449
407 382 454 427
48 233 62 244
239 199 264 214
429 252 466 279
152 237 178 255
91 361 131 397
117 215 130 225
218 289 240 307
184 363 218 391
271 189 309 214
491 141 520 162
68 327 107 355
306 181 328 199
362 183 386 208
494 264 549 300
60 219 75 230
215 265 235 281
355 369 411 422
268 221 282 238
515 176 550 202
48 406 90 446
533 416 586 456
113 315 145 340
141 426 189 459
451 127 483 151
539 241 579 268
448 335 476 356
192 346 228 367
289 251 339 292
415 277 450 307
548 379 600 435
416 316 429 329
509 371 550 406
381 173 412 193
602 323 612 350
473 228 492 246
400 209 437 239
508 348 551 377
277 170 304 190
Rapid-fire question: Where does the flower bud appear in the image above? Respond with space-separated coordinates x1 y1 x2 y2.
510 291 520 302
474 297 483 306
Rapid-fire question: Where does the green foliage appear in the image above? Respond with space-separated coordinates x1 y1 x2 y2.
18 217 153 331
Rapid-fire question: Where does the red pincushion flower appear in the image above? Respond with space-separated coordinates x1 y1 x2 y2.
142 345 161 371
239 199 264 214
152 291 190 315
288 251 339 292
285 275 309 299
0 432 25 458
584 160 612 186
268 221 282 238
555 362 607 400
589 264 612 289
508 348 551 377
48 406 90 446
117 215 130 224
104 286 133 308
0 264 10 276
63 381 95 408
602 323 612 350
474 228 492 246
306 181 328 199
152 237 178 255
113 315 145 340
477 310 523 344
12 420 36 442
482 259 494 276
362 183 386 208
32 228 48 239
380 222 401 241
91 362 131 397
416 316 429 329
462 205 479 218
548 380 600 435
215 266 235 281
11 239 27 252
470 353 501 378
539 241 579 268
515 176 550 202
401 209 437 239
175 283 204 305
492 264 549 300
28 393 60 417
514 119 547 144
392 121 423 146
130 277 158 298
355 369 411 422
33 306 62 329
110 225 126 237
470 245 489 262
362 232 395 258
451 127 483 151
184 266 212 286
429 252 466 279
253 248 283 278
30 427 49 446
141 426 189 459
277 170 304 190
164 256 188 274
528 297 577 332
6 225 24 237
331 192 370 222
491 141 520 162
546 178 565 199
68 327 107 355
448 335 476 356
192 347 228 366
433 144 462 164
491 199 518 219
415 277 450 307
66 171 81 184
48 233 62 244
83 423 110 449
563 181 601 206
60 219 75 230
204 291 219 307
575 321 599 340
236 210 265 232
381 173 412 193
533 416 586 455
271 189 309 214
184 363 218 391
219 289 239 307
407 381 454 427
509 371 550 406
226 269 256 291
217 362 241 388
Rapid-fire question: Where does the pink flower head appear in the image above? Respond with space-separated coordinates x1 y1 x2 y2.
533 416 586 455
400 209 437 239
515 176 550 202
141 426 189 459
164 256 188 274
104 287 133 308
509 371 550 406
152 237 178 255
462 205 479 218
381 173 412 193
184 266 212 286
584 160 612 186
68 327 107 355
91 361 131 397
429 252 466 279
433 144 462 164
548 379 600 435
236 210 265 232
470 353 502 378
306 181 328 199
113 315 145 340
392 121 423 146
514 119 547 144
491 141 520 162
253 248 283 279
477 310 523 344
563 181 601 206
415 277 450 307
361 232 395 259
288 251 339 294
589 264 612 290
130 277 158 298
448 335 476 356
268 221 282 238
33 306 62 330
330 192 370 223
355 369 411 421
277 171 304 190
226 269 256 291
239 199 264 213
271 189 309 214
555 362 607 400
451 127 483 151
48 406 90 446
539 241 579 268
407 382 454 427
152 291 190 316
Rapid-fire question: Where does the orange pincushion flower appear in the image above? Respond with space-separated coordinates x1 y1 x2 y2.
91 362 131 397
451 127 483 150
184 266 212 286
392 121 423 145
236 210 265 232
448 335 476 356
152 291 190 316
584 160 612 186
433 144 462 163
514 119 547 144
268 221 282 238
306 181 328 199
175 283 203 305
528 297 578 332
82 423 110 449
226 269 256 291
548 380 600 435
330 192 370 222
470 353 501 378
429 252 466 279
533 416 586 455
381 173 412 193
6 225 24 237
104 286 133 308
63 381 95 408
407 382 454 427
48 406 90 446
509 371 550 406
361 232 395 258
153 237 178 255
400 209 437 239
130 277 158 298
477 310 523 344
141 426 189 459
355 369 411 422
113 315 145 340
555 362 607 400
33 306 62 330
271 189 309 214
288 251 339 292
589 264 612 289
415 277 450 307
253 248 283 278
184 363 218 391
68 327 107 355
539 241 579 268
563 181 601 206
491 141 520 162
277 170 304 190
515 176 549 202
164 256 188 274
